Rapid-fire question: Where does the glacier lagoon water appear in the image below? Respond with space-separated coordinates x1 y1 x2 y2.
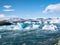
0 24 60 45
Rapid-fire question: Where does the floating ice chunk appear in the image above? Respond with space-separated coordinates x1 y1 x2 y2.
24 21 31 24
25 26 31 30
32 24 40 29
25 24 40 30
12 23 23 30
42 24 57 31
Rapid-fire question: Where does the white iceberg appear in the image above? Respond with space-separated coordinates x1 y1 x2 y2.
42 24 57 31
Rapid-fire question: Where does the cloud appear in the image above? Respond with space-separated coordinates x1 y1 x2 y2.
0 14 5 18
3 5 15 12
42 3 60 14
3 5 12 9
3 9 15 12
0 14 6 21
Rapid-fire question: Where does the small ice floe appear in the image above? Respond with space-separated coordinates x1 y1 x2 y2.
25 26 31 30
12 23 23 30
25 23 40 30
42 22 57 31
32 24 40 29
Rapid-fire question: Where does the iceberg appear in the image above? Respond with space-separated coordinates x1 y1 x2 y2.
42 21 57 31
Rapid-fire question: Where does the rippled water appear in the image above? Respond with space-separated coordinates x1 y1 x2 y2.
0 24 60 45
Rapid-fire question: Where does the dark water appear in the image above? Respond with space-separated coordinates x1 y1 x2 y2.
0 24 60 45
